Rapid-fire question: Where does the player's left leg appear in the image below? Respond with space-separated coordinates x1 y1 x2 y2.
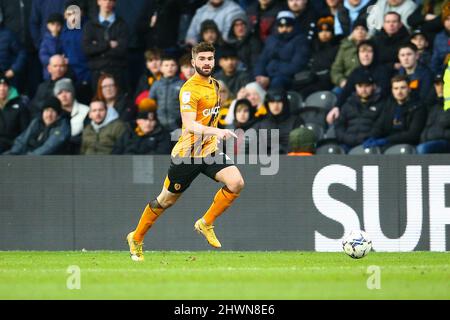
195 165 244 248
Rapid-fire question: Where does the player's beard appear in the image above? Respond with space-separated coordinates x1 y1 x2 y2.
195 64 214 77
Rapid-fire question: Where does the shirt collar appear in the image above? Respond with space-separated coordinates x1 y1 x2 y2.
99 13 116 25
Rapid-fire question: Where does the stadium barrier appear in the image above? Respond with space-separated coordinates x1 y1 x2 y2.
0 155 449 251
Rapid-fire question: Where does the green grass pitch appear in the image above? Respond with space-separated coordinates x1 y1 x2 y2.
0 251 449 300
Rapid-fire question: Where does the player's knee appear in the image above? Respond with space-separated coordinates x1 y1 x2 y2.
227 178 244 194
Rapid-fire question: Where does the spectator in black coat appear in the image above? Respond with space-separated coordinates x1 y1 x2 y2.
287 0 318 41
363 75 426 150
335 73 384 150
252 89 303 154
0 75 30 153
29 0 66 49
113 111 171 155
82 0 129 92
410 29 432 67
334 40 392 110
227 13 262 74
334 0 376 37
215 46 252 97
295 16 340 97
417 74 450 154
372 11 411 71
407 0 447 43
29 54 70 117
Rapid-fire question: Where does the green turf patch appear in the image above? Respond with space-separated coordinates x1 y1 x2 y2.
0 251 449 299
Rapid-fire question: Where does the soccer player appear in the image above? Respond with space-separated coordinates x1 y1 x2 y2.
126 42 245 261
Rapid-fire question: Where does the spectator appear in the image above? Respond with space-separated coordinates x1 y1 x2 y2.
287 0 318 41
407 0 447 42
295 16 340 97
29 54 69 117
95 73 136 123
215 46 252 97
0 75 30 153
254 11 310 90
0 12 27 90
199 20 226 56
227 14 262 73
246 0 284 43
144 0 183 51
178 0 209 44
366 0 417 34
80 100 126 155
53 78 89 154
323 0 344 20
417 73 450 154
227 98 257 153
179 53 195 81
39 13 64 80
217 80 234 128
363 75 426 149
226 81 267 124
431 9 450 74
330 19 368 94
61 2 92 105
335 73 383 150
397 42 433 102
334 40 392 112
4 96 70 155
134 48 162 113
113 110 171 155
410 29 432 67
287 126 317 156
252 89 303 154
149 56 185 132
372 11 411 70
0 0 39 97
29 0 67 49
82 0 129 92
334 0 375 37
185 0 245 45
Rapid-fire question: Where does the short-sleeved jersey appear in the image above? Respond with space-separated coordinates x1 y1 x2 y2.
171 73 221 158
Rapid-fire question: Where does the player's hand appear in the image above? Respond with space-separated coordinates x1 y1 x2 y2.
216 128 238 140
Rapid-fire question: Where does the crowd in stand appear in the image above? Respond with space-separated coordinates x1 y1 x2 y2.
0 0 450 156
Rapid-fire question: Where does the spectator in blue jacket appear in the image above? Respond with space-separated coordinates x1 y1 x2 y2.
61 2 91 105
254 11 310 90
0 17 26 89
430 11 450 74
29 0 67 49
39 13 64 80
397 42 433 103
3 96 70 155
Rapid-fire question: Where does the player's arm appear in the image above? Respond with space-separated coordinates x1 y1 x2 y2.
181 112 237 140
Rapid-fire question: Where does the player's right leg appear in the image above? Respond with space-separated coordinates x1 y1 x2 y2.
127 186 181 262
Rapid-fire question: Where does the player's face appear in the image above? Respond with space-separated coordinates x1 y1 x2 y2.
355 83 374 99
89 102 107 124
0 83 9 100
193 51 215 77
359 46 374 66
392 81 410 102
398 48 418 69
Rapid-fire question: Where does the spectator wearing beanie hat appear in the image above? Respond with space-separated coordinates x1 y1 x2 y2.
54 78 89 154
4 96 70 155
0 75 30 153
112 110 171 155
288 127 317 156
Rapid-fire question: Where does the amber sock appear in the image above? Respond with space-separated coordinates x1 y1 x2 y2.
202 187 240 225
133 200 165 242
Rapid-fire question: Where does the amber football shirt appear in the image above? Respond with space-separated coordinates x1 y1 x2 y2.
171 73 221 158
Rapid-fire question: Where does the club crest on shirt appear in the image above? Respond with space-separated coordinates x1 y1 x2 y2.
182 91 191 104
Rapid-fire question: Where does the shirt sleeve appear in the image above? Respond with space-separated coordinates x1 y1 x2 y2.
179 85 199 113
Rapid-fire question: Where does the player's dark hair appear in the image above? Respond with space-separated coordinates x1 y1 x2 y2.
192 42 215 58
